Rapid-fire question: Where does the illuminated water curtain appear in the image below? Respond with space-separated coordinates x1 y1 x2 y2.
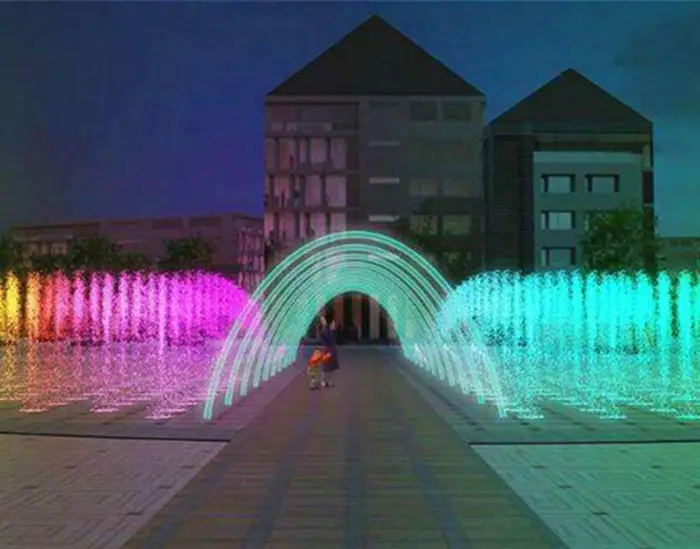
204 231 507 420
0 271 254 345
0 270 256 417
440 270 700 420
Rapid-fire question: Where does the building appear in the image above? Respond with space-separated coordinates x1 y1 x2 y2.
264 15 486 341
660 237 700 273
484 69 654 271
10 212 265 290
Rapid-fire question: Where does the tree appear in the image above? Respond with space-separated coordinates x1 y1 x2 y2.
579 206 662 274
65 235 124 272
29 252 68 274
442 250 475 283
119 251 153 271
393 216 477 284
0 234 25 274
159 236 214 270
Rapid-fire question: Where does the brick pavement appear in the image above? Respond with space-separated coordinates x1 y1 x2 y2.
475 443 700 549
123 347 565 549
0 435 224 549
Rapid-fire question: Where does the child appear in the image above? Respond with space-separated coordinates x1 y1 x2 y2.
307 348 331 390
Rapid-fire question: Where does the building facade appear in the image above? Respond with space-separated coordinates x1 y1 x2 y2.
10 212 265 290
484 69 654 271
264 15 486 341
660 237 700 273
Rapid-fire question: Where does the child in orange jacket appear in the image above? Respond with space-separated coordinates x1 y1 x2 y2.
308 349 332 390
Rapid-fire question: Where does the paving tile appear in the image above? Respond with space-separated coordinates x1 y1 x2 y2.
10 347 696 549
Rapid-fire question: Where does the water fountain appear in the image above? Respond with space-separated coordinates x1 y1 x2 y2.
0 270 256 418
440 270 700 420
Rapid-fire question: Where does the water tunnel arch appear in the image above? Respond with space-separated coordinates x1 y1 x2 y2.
203 231 507 420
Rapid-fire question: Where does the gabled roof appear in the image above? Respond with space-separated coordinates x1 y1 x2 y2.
268 15 483 97
490 69 651 132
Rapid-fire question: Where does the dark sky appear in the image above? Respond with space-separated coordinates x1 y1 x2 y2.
1 2 699 235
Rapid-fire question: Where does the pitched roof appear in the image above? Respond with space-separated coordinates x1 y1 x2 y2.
268 15 483 97
490 69 651 132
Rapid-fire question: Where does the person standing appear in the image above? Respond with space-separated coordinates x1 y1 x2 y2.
319 317 339 387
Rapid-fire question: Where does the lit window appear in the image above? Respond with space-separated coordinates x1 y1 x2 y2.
309 138 328 167
542 175 575 193
586 174 619 193
369 177 400 185
442 215 472 236
541 247 575 267
278 138 297 170
409 178 437 197
541 211 575 230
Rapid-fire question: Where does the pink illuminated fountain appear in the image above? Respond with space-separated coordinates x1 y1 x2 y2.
0 270 259 419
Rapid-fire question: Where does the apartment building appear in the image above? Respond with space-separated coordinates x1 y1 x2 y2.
485 69 654 271
10 212 264 290
264 15 486 341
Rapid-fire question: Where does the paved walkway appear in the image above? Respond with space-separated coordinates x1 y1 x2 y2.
123 347 564 549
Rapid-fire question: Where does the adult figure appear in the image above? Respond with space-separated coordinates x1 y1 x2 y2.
319 316 339 387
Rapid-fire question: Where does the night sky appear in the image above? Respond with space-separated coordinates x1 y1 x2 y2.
1 2 699 236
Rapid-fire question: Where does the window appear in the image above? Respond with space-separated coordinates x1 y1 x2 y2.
282 213 294 241
541 247 575 267
330 212 347 232
442 102 472 121
309 138 328 167
325 176 347 207
273 176 291 208
278 138 296 170
305 175 322 207
409 215 437 235
329 138 347 170
443 179 480 197
409 178 438 197
313 213 325 236
586 174 620 193
264 138 277 171
541 211 575 230
542 174 575 193
409 101 438 121
369 177 400 185
442 215 472 235
368 215 399 223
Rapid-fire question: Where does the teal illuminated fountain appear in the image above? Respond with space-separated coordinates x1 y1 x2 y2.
440 269 700 421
